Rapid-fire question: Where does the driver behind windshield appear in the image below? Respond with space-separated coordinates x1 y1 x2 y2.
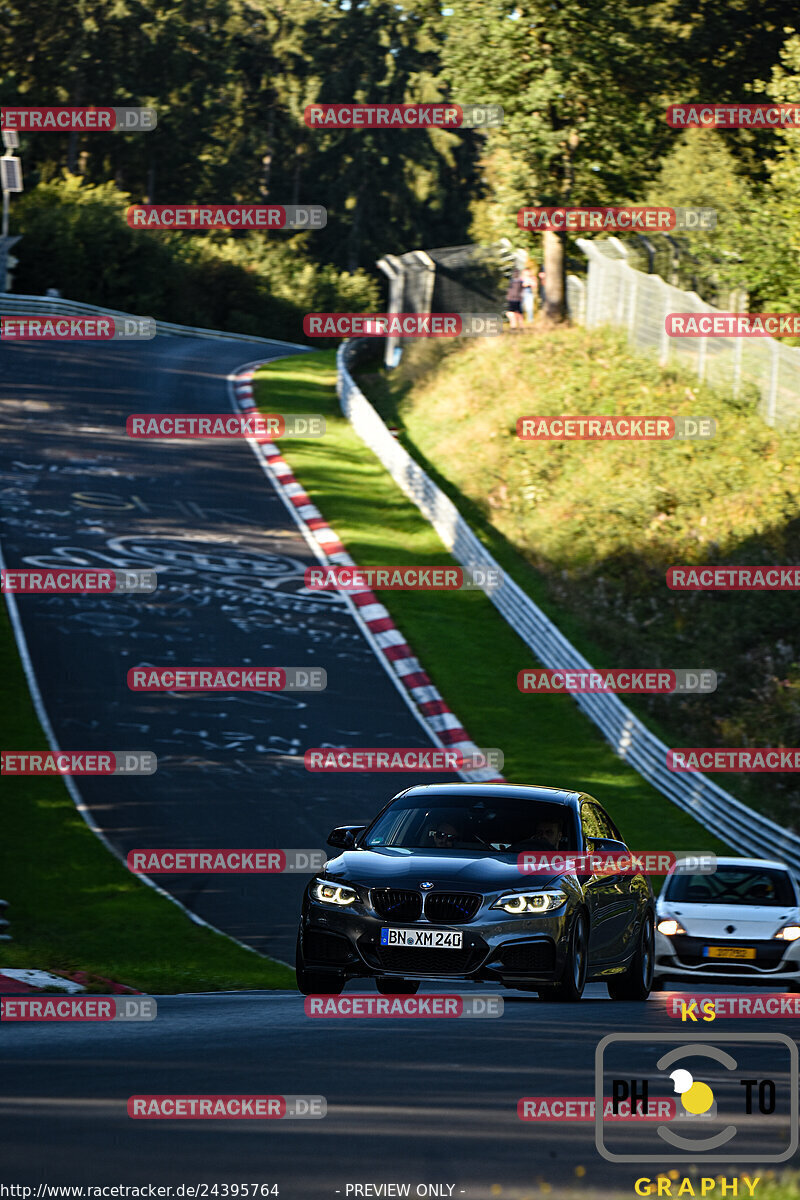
511 816 565 851
430 821 460 849
532 818 562 849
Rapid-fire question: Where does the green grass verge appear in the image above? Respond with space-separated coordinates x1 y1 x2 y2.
354 328 800 831
252 351 730 864
0 602 294 992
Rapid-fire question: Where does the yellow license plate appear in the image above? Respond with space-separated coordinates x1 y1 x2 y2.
704 945 756 960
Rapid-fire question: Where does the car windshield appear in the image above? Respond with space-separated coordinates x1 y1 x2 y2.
361 795 578 853
664 865 797 907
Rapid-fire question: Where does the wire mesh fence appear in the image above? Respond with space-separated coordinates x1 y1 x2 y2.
574 239 800 428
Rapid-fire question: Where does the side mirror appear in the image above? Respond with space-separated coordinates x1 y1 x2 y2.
587 837 628 854
326 825 366 850
585 837 629 881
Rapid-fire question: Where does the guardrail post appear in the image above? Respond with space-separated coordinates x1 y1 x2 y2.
697 305 707 383
766 339 779 426
658 278 672 366
733 333 743 400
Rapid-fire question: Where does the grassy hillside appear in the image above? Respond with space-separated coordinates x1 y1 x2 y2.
356 326 800 831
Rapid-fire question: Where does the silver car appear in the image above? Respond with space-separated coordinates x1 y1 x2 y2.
654 857 800 991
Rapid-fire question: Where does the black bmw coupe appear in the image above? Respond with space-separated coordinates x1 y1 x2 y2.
296 783 655 1001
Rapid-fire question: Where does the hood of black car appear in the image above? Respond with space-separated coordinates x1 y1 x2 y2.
322 847 562 891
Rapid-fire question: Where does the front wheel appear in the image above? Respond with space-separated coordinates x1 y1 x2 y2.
607 914 654 1001
376 977 419 995
295 931 346 996
538 911 588 1002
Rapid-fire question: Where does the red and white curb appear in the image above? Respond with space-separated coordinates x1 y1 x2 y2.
230 365 504 785
0 969 85 994
0 969 140 994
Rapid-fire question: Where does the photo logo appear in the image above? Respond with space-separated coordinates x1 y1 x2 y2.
127 205 326 230
0 106 156 131
595 1032 799 1163
303 103 503 129
303 313 502 337
517 416 716 440
1 316 155 340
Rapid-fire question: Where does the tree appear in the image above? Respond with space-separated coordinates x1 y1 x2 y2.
643 129 756 304
440 0 683 319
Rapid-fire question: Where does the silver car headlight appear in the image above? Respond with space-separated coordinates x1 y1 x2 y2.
491 890 567 915
774 924 800 941
312 879 358 907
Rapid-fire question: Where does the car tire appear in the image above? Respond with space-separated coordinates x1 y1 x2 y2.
538 911 588 1002
376 977 419 995
295 931 346 996
607 914 654 1001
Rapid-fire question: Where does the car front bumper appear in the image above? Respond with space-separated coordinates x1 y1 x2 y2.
300 898 575 986
654 929 800 985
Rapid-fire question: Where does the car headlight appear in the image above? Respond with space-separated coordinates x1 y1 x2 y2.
491 890 567 915
774 925 800 941
312 879 358 907
657 918 687 936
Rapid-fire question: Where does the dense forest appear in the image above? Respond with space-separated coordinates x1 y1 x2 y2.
3 0 800 330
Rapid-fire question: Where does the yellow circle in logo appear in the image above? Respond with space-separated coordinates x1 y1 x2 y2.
682 1081 715 1114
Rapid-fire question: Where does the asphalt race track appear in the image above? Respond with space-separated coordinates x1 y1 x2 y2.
0 335 456 959
2 337 799 1197
1 987 797 1196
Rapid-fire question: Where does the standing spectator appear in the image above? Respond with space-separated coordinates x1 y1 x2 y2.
520 262 537 325
505 269 525 330
538 265 547 310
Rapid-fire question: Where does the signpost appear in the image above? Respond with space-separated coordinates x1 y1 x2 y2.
1 132 23 291
0 234 21 291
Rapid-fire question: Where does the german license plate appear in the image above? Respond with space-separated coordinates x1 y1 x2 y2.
704 945 757 960
380 928 463 949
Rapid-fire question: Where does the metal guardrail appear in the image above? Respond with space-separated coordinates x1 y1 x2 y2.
337 338 799 874
0 898 10 941
0 293 310 349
